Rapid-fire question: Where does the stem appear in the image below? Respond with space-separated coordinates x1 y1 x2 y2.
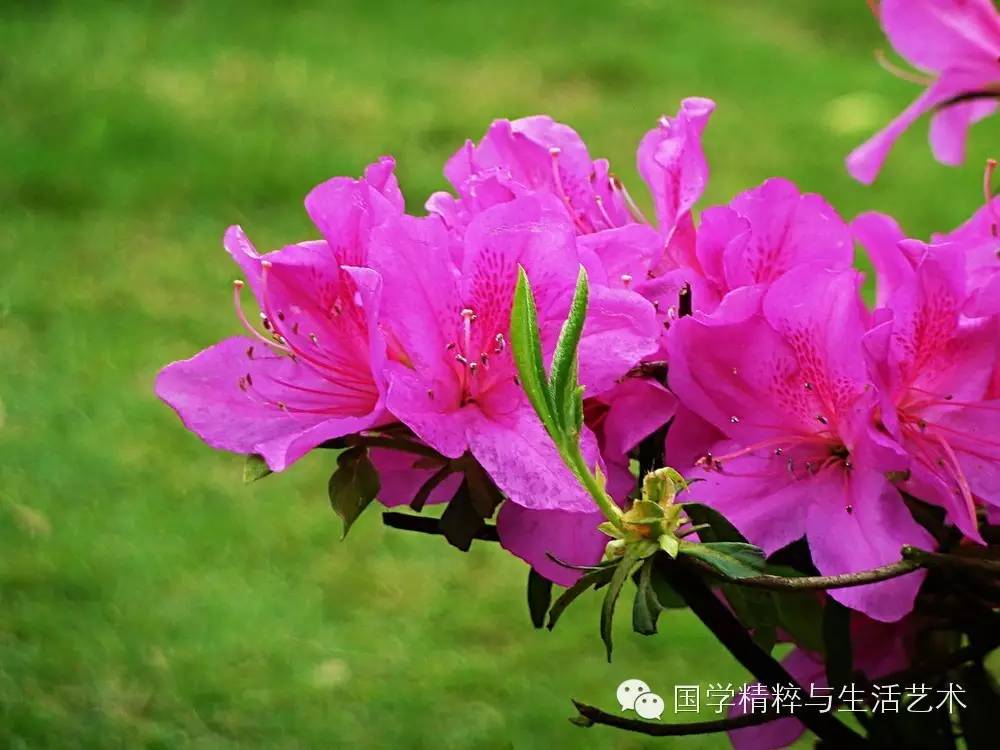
571 699 780 737
902 546 1000 575
563 440 625 532
381 511 499 542
353 434 444 459
656 556 869 748
688 557 921 591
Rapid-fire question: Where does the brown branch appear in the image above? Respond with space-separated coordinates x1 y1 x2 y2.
381 511 499 542
901 546 1000 575
571 699 781 737
687 556 921 591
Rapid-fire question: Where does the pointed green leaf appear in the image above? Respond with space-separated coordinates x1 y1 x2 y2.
622 499 666 526
328 447 380 539
547 565 616 630
658 533 679 558
631 558 662 635
600 545 643 662
683 503 748 543
549 267 589 433
510 266 557 434
243 454 272 483
679 540 766 579
527 568 553 629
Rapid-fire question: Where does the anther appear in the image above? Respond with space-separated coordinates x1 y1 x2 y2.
804 382 813 391
246 346 254 359
493 333 506 353
730 416 740 424
816 415 828 425
620 274 633 287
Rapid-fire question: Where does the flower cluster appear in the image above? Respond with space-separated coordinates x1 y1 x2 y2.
157 93 998 627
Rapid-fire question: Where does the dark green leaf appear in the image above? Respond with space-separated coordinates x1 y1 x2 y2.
243 453 272 483
773 589 825 653
647 564 687 609
328 447 379 539
956 663 1000 750
631 558 662 635
722 585 777 653
547 565 615 630
679 540 766 579
600 546 643 661
527 568 553 629
510 267 556 433
821 597 853 689
439 480 486 552
683 503 747 543
549 267 588 431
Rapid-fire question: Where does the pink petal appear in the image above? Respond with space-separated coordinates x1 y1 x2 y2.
369 448 463 508
155 337 382 471
930 97 999 165
637 97 715 236
806 469 931 622
880 0 1000 73
496 502 607 587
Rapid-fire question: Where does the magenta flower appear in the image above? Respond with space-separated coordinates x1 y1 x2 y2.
367 193 659 514
689 177 853 318
855 213 1000 538
667 264 934 621
847 0 1000 183
497 378 677 586
155 159 401 471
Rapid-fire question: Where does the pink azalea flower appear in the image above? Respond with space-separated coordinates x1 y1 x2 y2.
647 177 854 321
428 99 715 297
854 213 1000 537
667 264 934 621
847 0 1000 183
366 193 660 515
497 378 677 586
155 159 401 471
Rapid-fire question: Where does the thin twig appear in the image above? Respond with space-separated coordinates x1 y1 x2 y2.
687 556 921 591
381 511 499 542
901 546 1000 575
571 699 780 736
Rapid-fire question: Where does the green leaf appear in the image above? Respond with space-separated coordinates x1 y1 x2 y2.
821 597 853 689
683 503 747 543
956 663 1000 750
328 447 379 539
526 568 553 629
600 545 643 662
773 589 825 653
510 266 557 434
549 267 589 432
621 499 665 525
243 453 272 483
631 558 662 635
722 586 778 653
679 540 766 579
547 565 616 630
658 533 679 558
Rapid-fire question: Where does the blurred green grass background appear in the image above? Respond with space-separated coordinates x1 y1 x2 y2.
1 1 996 747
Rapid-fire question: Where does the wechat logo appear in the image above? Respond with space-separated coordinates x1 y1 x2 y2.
616 678 664 720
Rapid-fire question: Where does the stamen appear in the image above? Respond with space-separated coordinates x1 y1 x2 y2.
611 175 651 225
493 333 506 353
984 158 999 238
232 280 292 352
620 274 633 287
874 49 934 86
594 194 616 229
548 148 590 233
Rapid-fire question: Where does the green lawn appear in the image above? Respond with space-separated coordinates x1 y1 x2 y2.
1 1 996 747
